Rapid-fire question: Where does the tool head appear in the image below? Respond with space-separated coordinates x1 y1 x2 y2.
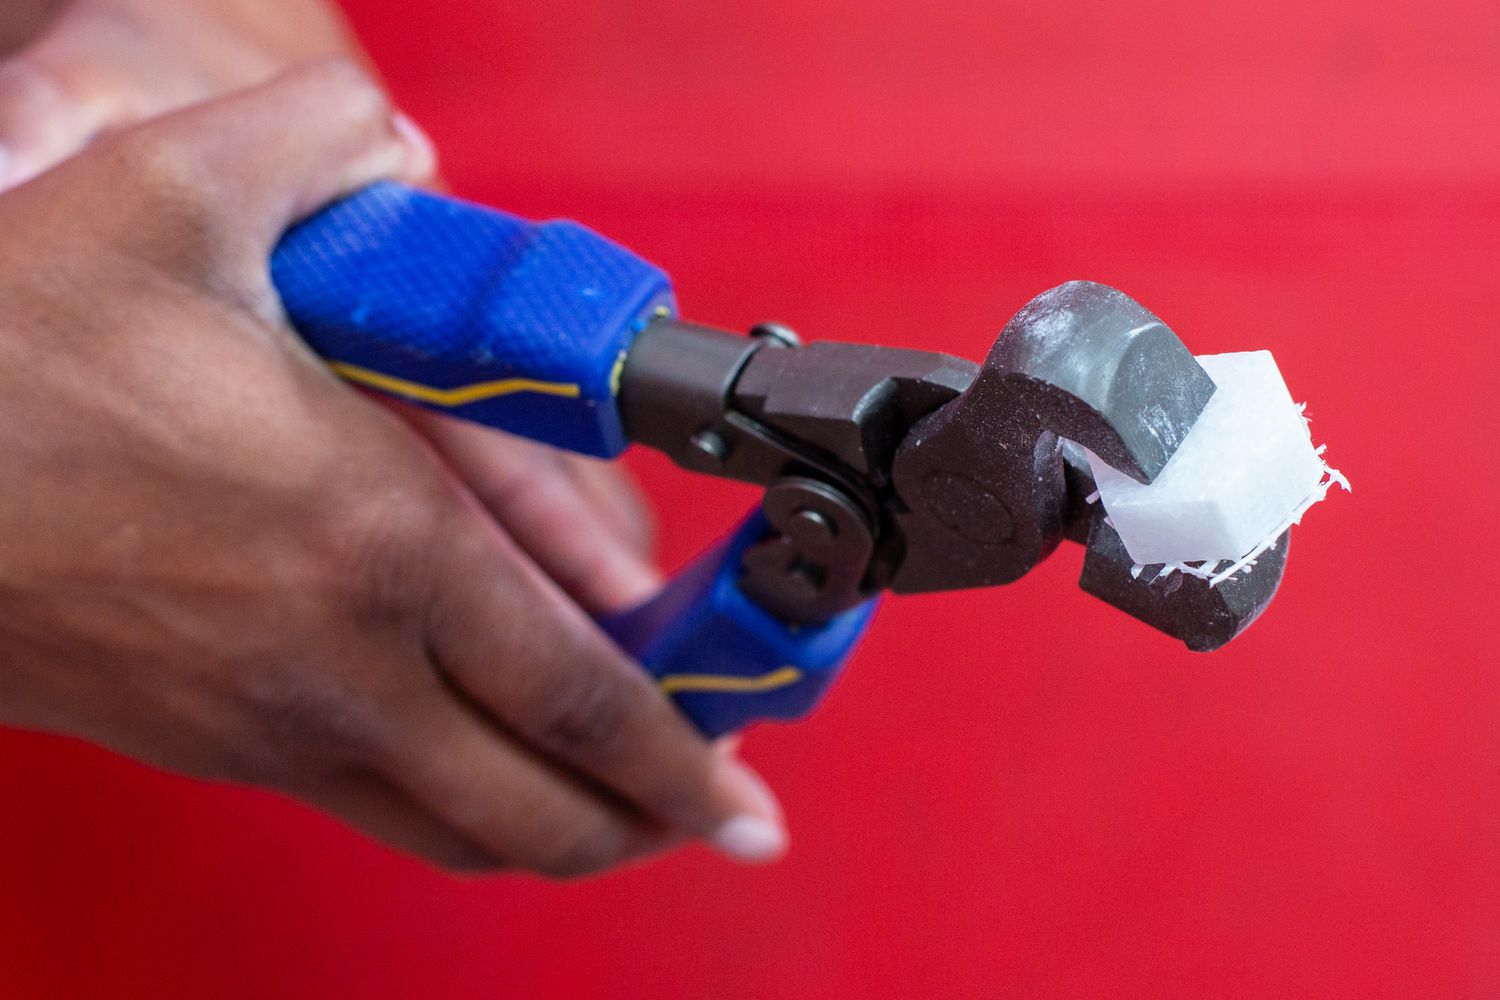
624 282 1287 649
888 281 1277 649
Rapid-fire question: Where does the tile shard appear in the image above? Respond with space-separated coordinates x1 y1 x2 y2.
1083 351 1348 585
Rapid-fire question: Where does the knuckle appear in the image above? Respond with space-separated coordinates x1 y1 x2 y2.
229 655 384 761
530 656 639 757
96 126 229 262
104 125 213 205
330 479 451 627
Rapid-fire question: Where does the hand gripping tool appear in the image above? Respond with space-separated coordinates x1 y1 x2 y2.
271 184 1288 737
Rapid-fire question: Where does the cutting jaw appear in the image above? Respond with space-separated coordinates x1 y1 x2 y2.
888 281 1285 650
620 281 1288 650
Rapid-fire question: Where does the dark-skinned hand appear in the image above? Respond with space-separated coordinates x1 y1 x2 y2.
0 63 787 877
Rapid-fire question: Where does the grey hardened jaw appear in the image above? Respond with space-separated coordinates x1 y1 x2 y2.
889 281 1217 596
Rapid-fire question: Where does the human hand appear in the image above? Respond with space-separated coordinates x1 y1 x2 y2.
0 0 359 185
0 62 786 876
0 0 665 621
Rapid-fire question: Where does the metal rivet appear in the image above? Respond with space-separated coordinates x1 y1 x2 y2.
750 322 802 349
790 507 837 540
688 429 728 462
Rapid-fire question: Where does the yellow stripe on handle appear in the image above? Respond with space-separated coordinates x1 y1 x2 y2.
658 666 804 696
330 361 582 407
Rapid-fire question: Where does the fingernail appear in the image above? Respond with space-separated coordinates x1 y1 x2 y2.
708 758 787 863
0 144 11 188
391 111 438 181
712 815 787 864
611 557 666 611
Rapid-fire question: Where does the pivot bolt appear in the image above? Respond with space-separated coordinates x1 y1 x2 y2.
688 429 729 463
750 322 802 349
789 507 837 542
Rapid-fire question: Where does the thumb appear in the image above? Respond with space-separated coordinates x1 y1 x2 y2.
103 58 435 259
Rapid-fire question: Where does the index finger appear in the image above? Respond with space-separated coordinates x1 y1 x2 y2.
422 503 787 864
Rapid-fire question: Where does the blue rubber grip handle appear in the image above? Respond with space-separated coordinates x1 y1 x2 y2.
601 515 879 738
271 182 675 458
271 185 877 735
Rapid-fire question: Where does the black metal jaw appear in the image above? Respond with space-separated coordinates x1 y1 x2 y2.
618 282 1287 650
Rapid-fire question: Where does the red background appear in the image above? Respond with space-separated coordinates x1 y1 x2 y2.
3 1 1497 997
